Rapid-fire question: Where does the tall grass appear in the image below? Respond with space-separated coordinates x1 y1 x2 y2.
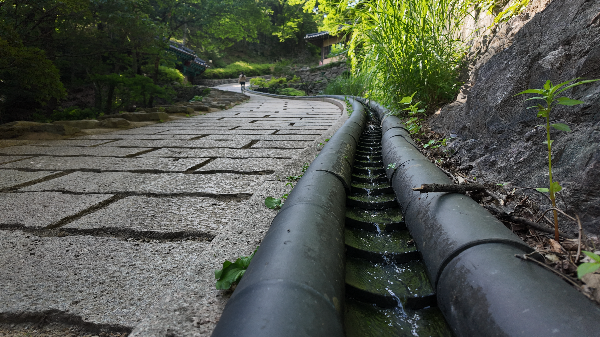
347 0 471 110
323 70 368 96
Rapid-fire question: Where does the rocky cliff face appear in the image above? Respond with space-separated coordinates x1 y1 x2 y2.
430 0 600 234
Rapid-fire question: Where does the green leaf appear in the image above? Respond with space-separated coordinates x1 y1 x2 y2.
551 123 571 132
556 79 600 96
583 251 600 263
543 80 552 90
551 181 562 194
535 188 549 193
399 92 416 104
577 262 600 279
215 260 233 279
216 267 246 290
265 197 282 209
542 140 554 146
516 89 544 95
557 97 584 106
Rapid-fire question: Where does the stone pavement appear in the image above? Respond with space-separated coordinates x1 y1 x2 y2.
0 84 347 336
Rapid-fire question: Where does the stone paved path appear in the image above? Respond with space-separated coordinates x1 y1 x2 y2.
0 84 346 336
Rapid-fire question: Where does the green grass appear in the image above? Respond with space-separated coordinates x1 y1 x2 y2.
202 61 273 79
323 71 367 96
345 0 471 109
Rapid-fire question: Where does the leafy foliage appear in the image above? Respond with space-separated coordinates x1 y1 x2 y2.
215 249 257 290
277 88 306 96
304 0 470 109
202 62 273 79
516 78 599 240
265 196 286 209
578 251 600 279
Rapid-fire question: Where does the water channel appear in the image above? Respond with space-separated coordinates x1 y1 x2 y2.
344 109 452 336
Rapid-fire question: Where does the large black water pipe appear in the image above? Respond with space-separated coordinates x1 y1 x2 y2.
211 97 366 337
360 98 600 336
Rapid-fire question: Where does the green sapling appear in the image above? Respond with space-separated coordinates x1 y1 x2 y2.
516 78 599 240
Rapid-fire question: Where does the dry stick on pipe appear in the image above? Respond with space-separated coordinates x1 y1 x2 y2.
516 252 582 290
412 183 485 193
576 215 583 263
506 216 575 239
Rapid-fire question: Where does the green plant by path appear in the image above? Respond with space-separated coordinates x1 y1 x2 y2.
386 92 426 136
265 162 309 209
215 248 257 290
578 251 600 279
278 87 306 96
516 78 599 241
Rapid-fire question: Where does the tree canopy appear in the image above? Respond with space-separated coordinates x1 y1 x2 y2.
0 0 320 123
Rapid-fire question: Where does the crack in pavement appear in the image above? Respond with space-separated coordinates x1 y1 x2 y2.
0 224 215 242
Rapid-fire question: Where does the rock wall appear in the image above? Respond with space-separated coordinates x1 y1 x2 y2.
430 0 600 234
294 62 348 95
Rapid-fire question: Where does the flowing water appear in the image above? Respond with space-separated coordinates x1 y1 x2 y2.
344 112 452 336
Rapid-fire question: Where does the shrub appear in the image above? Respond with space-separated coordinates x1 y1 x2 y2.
323 71 367 96
277 88 306 96
250 77 268 88
34 107 99 122
141 65 185 84
202 61 272 79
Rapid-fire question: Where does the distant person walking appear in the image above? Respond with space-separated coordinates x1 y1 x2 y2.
238 73 247 92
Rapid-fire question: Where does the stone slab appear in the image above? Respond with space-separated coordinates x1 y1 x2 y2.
104 140 249 149
202 135 318 141
1 157 209 172
129 179 293 336
0 146 153 157
196 158 289 172
80 134 196 140
0 192 113 228
251 140 313 149
0 169 59 190
274 130 323 135
65 196 241 233
33 140 114 147
21 172 265 194
0 156 31 164
139 148 301 159
0 230 210 327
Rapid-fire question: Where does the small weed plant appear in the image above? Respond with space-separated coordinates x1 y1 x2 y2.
386 92 425 136
265 163 309 210
215 248 257 290
578 251 600 279
516 78 599 240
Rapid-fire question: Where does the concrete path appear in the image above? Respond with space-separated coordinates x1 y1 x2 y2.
0 84 347 336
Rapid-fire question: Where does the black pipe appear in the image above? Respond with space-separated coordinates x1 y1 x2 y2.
359 97 600 336
211 97 366 337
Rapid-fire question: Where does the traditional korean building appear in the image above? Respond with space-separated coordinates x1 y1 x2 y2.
304 31 347 66
167 41 209 81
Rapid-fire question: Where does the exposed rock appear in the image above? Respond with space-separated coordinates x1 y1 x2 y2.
53 120 101 129
430 0 600 234
294 62 348 95
99 118 131 128
0 121 79 138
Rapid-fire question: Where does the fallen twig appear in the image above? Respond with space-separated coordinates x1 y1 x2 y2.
516 252 581 290
536 207 577 223
505 216 575 239
576 214 583 263
413 183 485 193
